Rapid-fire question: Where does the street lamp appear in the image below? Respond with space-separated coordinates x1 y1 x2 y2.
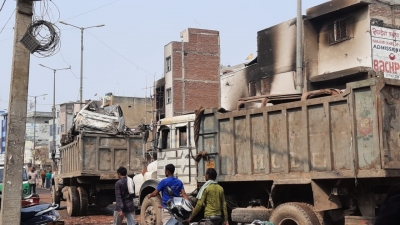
59 21 105 109
38 64 70 163
28 93 47 162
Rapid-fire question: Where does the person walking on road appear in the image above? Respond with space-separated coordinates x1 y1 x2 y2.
113 166 135 225
28 167 39 194
45 170 52 189
188 168 228 225
147 164 189 225
40 170 46 188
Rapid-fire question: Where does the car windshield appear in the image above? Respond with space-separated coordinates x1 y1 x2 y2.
0 168 28 182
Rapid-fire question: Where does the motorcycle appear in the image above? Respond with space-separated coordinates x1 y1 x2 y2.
0 194 62 225
20 203 62 225
21 194 40 208
164 187 194 225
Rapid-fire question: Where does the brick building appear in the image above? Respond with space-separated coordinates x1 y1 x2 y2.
154 28 220 119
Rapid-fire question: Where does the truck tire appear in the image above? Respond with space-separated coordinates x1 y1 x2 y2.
77 187 88 216
304 204 325 225
67 186 80 217
140 196 162 225
269 202 321 225
231 207 272 223
51 185 60 206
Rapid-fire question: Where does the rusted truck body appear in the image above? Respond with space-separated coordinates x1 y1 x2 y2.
52 133 144 216
196 78 400 224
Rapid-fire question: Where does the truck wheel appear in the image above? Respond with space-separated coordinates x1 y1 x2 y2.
67 186 80 217
231 207 272 223
304 204 326 225
269 202 321 225
77 187 88 216
51 185 60 206
140 196 162 225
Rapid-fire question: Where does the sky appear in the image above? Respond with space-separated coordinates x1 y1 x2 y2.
0 0 327 112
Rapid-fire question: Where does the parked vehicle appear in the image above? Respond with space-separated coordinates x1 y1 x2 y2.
195 77 400 224
137 77 400 225
51 133 144 216
21 194 40 208
20 203 61 225
0 154 30 197
164 187 194 225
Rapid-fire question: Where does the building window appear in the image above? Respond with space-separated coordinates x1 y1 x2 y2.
50 125 52 136
249 81 256 97
61 124 65 133
161 128 170 149
57 127 60 135
330 18 348 44
56 111 59 118
165 56 171 72
178 126 187 147
166 88 172 104
261 77 269 95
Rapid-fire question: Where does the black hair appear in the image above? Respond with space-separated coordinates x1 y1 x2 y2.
165 164 175 174
206 168 217 180
117 166 127 176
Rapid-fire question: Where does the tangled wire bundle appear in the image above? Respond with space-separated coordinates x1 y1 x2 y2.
25 20 61 57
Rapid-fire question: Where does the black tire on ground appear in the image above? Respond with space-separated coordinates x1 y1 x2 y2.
269 202 321 225
231 207 272 223
304 204 326 225
140 196 162 225
67 186 80 217
51 185 60 206
77 187 88 216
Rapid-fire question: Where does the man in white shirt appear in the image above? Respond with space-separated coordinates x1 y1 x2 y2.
27 167 39 194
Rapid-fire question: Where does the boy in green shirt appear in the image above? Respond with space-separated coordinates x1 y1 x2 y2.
188 168 228 225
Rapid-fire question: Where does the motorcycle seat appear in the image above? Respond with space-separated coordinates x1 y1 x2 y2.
208 216 222 223
21 204 51 221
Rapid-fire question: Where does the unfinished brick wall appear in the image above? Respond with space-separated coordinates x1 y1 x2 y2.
170 28 220 116
370 1 400 28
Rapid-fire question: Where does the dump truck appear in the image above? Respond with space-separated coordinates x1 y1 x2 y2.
138 77 400 225
51 101 146 216
51 133 144 216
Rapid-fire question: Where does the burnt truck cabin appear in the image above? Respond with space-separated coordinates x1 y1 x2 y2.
197 78 400 223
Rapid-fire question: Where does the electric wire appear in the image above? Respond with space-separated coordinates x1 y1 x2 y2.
0 0 6 13
62 0 120 21
26 19 61 57
87 30 154 76
0 9 14 36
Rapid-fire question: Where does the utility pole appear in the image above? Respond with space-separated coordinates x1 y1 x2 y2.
28 94 47 163
39 64 70 172
0 1 33 224
59 21 105 109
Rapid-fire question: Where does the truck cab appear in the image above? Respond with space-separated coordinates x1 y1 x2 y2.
137 114 197 225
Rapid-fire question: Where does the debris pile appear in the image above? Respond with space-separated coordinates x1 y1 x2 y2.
61 101 133 146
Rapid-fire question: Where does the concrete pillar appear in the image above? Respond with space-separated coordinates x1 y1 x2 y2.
0 1 33 224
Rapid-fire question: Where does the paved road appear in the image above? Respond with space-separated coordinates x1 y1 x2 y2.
37 187 138 225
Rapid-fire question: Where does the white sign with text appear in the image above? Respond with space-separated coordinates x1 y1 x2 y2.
371 26 400 79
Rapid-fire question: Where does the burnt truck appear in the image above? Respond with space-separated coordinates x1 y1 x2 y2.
138 77 400 225
51 101 145 216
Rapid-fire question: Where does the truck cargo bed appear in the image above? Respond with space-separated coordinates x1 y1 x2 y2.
197 78 400 182
59 133 144 179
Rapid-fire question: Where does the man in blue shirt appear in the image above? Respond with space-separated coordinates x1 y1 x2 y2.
147 164 189 224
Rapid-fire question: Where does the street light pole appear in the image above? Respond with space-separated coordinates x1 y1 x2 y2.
28 94 47 162
59 21 105 109
39 64 70 168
